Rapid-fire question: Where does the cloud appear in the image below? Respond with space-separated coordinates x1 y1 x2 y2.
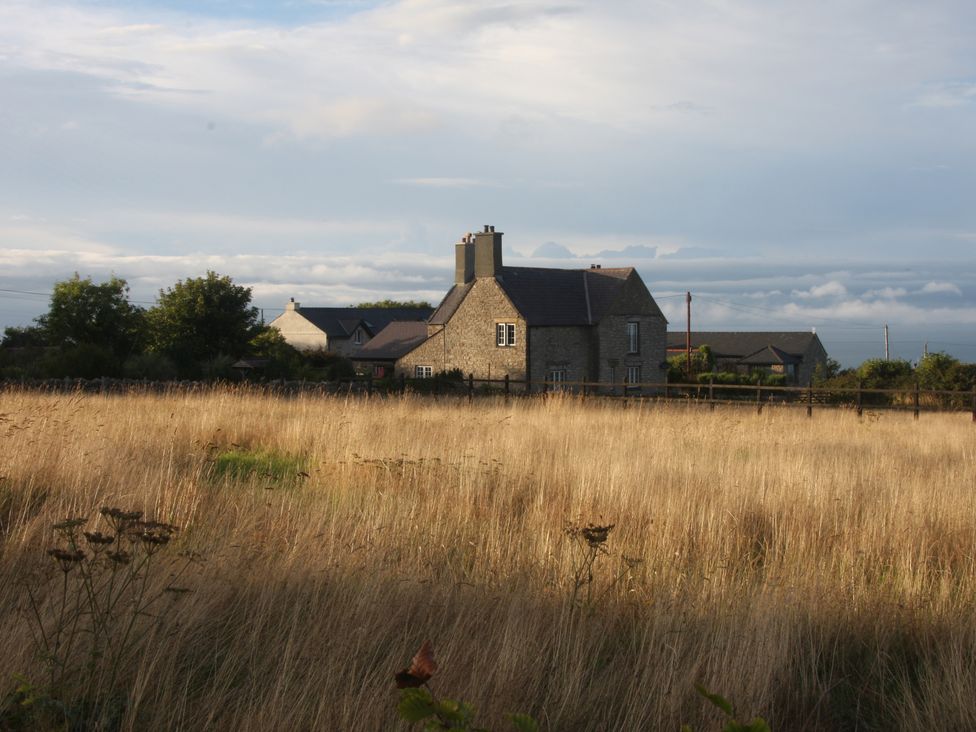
393 177 492 188
589 245 658 260
863 286 908 299
912 81 976 109
530 241 574 258
916 281 962 295
791 281 848 299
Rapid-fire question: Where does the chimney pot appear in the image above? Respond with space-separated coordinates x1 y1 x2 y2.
484 225 490 233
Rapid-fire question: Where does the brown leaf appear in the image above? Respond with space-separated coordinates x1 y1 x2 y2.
395 640 437 688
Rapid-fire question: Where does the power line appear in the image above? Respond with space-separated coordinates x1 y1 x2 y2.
0 287 158 306
692 294 881 329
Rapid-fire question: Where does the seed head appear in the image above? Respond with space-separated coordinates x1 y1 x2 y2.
106 550 132 565
53 518 87 538
83 531 115 549
47 548 86 572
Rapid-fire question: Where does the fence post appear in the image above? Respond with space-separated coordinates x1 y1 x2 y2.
709 376 715 411
913 381 920 420
972 386 975 423
807 380 813 418
856 380 863 417
367 373 373 397
399 372 406 393
468 373 474 402
664 372 669 400
504 374 510 400
756 383 762 414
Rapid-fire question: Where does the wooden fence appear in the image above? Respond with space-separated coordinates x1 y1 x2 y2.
4 376 976 421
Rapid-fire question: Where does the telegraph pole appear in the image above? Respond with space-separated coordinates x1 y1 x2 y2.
686 291 692 378
884 324 889 361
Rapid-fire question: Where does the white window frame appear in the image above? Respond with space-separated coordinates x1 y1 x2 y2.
414 365 432 379
496 322 516 347
626 365 641 385
353 328 363 345
547 369 567 383
626 321 639 354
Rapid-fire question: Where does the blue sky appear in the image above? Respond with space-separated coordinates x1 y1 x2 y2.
1 0 975 365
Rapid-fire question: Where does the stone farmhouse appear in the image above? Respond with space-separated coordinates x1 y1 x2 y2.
269 302 432 358
395 226 668 389
666 331 829 385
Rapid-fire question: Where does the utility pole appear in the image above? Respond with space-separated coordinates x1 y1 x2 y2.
686 291 692 378
884 324 889 361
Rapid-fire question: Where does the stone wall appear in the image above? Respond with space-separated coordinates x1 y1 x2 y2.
527 326 594 385
397 278 527 380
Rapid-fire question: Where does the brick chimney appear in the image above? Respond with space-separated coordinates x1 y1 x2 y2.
455 232 475 285
474 224 503 279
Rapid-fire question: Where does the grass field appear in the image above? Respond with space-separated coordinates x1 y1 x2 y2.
1 387 974 730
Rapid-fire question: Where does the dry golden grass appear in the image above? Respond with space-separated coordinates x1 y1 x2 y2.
1 387 975 730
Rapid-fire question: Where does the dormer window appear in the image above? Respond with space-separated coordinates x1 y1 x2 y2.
496 323 516 347
353 329 363 345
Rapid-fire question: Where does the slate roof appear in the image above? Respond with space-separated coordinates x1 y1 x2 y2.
666 331 819 358
429 283 473 325
738 345 801 365
352 321 429 361
293 307 432 338
428 267 662 327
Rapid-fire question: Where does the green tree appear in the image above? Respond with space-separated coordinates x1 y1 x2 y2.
812 357 843 384
1 325 49 349
148 271 259 374
915 352 960 391
856 358 914 389
38 274 144 359
247 327 303 379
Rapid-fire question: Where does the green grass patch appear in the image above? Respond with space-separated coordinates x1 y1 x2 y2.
210 448 308 488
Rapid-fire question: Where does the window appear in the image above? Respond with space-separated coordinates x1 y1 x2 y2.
414 365 432 378
626 365 641 385
353 329 363 345
496 322 516 347
608 366 615 384
373 365 385 378
547 369 567 383
626 322 639 354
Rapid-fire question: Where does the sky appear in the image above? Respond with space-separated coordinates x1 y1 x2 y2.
1 0 975 366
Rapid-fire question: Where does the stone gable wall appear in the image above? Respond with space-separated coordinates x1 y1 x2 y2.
595 274 668 391
397 278 526 380
799 337 829 385
269 311 329 351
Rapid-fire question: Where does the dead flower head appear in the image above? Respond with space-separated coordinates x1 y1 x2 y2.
100 507 143 533
106 550 132 565
53 518 87 538
47 548 86 572
565 521 616 549
83 531 115 550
